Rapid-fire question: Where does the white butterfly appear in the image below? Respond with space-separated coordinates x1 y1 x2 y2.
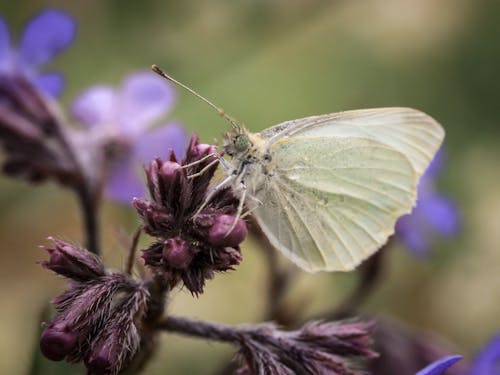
152 66 444 273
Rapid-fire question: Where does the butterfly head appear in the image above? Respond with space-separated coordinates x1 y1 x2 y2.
223 128 251 157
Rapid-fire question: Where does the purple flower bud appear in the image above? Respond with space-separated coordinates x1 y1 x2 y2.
40 238 106 281
162 237 196 270
208 215 247 247
85 341 114 375
194 143 217 158
160 160 182 178
40 322 78 361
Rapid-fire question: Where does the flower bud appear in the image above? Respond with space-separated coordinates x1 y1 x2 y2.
194 143 217 158
40 323 78 361
162 237 196 269
160 160 182 178
40 238 105 281
208 215 247 247
85 341 113 375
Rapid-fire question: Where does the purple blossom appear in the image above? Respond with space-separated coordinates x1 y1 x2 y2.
0 9 76 96
416 355 463 375
396 148 460 257
135 134 246 295
467 333 500 375
71 71 187 204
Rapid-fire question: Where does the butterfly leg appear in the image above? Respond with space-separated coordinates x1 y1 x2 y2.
181 152 220 169
225 184 247 236
241 195 263 218
187 158 219 179
193 174 235 217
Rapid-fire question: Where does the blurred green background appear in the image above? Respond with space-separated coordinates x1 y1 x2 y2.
1 0 500 374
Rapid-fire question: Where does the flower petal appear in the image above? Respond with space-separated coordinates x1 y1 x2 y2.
34 72 64 97
416 355 462 375
72 86 115 128
105 159 145 204
396 213 430 257
19 9 76 67
424 147 445 179
117 71 176 134
0 17 10 66
468 334 500 375
135 122 187 163
419 195 461 238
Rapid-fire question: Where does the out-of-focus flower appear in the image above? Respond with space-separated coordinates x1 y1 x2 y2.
0 74 81 186
71 71 187 204
0 9 76 97
396 148 460 256
39 238 150 375
368 317 467 375
416 355 463 375
466 333 500 375
236 320 376 374
134 134 246 295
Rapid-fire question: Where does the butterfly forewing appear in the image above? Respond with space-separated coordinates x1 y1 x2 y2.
260 107 444 175
248 108 444 272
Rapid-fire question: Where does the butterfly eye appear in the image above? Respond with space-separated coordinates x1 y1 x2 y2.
234 134 250 152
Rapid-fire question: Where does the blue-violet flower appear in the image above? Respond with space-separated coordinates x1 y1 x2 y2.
0 9 76 96
396 148 460 256
71 71 187 203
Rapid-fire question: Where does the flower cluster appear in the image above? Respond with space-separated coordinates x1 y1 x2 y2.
134 134 247 295
39 238 150 375
236 321 376 374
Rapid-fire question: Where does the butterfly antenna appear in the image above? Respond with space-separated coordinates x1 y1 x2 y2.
151 64 240 130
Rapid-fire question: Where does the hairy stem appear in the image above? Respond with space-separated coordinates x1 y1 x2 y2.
157 315 243 344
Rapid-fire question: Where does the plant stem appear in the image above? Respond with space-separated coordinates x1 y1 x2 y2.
156 316 243 344
320 238 392 320
126 227 142 275
76 185 100 255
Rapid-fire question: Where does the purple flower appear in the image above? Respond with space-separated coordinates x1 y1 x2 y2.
467 333 500 375
396 148 460 256
71 71 187 204
417 355 463 375
0 9 76 96
135 134 246 295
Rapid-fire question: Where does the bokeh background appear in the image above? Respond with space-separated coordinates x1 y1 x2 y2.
1 0 500 374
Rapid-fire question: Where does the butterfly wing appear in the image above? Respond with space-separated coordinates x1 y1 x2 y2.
252 109 444 272
260 107 444 175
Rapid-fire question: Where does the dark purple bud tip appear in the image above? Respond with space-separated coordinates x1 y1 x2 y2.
85 342 113 375
208 215 247 247
195 143 217 158
160 161 182 178
162 237 196 269
40 325 78 361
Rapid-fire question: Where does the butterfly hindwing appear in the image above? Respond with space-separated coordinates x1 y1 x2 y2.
253 136 417 272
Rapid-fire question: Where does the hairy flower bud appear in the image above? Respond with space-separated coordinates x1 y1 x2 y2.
40 237 106 281
40 322 78 361
208 215 247 247
162 237 197 270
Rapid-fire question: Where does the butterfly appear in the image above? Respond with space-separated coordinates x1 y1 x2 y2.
152 66 444 273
